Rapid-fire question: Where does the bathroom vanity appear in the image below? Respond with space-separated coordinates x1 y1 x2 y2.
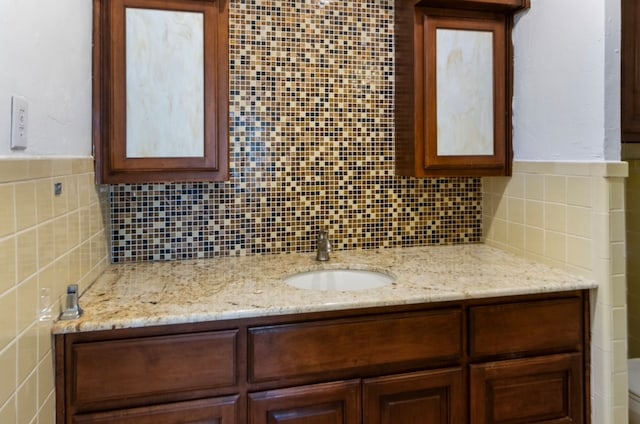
53 245 595 423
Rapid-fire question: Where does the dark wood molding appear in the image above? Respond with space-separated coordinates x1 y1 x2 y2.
622 0 640 142
413 0 528 12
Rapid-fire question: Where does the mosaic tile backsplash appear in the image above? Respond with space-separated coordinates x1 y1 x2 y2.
109 0 483 262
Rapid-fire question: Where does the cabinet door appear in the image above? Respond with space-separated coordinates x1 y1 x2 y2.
470 353 583 423
93 0 229 183
248 380 361 424
623 0 640 141
363 368 464 424
73 396 239 424
394 5 515 178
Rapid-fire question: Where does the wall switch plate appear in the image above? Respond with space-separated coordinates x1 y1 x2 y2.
10 95 28 150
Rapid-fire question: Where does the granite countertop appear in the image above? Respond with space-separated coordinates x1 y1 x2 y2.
53 244 597 334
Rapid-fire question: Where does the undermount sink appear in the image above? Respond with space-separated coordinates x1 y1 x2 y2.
284 268 394 291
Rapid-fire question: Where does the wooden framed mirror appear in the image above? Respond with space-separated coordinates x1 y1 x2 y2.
395 0 528 177
94 0 229 183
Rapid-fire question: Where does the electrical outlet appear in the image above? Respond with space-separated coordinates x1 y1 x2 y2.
10 95 28 150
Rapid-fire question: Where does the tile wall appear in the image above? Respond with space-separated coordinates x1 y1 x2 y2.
109 0 483 262
483 160 629 423
0 158 108 424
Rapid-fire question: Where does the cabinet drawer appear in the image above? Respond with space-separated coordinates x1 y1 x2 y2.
70 330 238 410
249 309 462 384
469 297 583 359
73 396 239 424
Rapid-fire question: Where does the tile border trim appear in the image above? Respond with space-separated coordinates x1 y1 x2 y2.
0 157 94 183
513 160 629 178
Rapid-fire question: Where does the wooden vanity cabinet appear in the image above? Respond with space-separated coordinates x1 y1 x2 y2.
55 290 589 424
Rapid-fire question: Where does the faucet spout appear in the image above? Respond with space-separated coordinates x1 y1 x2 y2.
315 230 332 261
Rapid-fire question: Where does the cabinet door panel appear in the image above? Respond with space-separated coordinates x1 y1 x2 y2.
470 353 583 424
73 396 239 424
248 380 361 424
363 368 464 424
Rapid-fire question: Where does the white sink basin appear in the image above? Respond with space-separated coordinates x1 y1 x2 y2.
284 269 394 291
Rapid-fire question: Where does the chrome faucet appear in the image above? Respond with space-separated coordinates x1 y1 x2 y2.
316 230 332 261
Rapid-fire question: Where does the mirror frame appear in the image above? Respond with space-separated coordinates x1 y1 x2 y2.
93 0 229 183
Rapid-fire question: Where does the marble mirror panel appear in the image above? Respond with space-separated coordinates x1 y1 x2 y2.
125 8 205 158
435 28 494 157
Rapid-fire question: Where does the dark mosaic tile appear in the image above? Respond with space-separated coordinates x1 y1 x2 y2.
109 0 482 262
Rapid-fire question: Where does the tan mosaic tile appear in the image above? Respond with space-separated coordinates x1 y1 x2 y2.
109 0 482 262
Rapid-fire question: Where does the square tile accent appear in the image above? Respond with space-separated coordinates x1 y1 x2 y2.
0 157 108 424
109 0 483 262
483 160 630 422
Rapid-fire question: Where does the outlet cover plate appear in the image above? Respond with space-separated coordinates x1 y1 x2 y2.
11 96 28 150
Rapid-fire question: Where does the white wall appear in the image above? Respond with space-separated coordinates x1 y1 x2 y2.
512 0 621 161
0 0 621 160
0 0 93 157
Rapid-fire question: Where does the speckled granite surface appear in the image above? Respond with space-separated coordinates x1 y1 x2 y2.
53 245 597 334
